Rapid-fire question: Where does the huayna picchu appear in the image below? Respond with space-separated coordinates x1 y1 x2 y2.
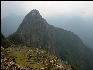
2 9 93 70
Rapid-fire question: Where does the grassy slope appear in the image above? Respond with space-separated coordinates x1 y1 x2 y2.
2 46 74 70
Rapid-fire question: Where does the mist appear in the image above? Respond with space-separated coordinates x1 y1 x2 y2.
1 1 93 50
1 1 93 19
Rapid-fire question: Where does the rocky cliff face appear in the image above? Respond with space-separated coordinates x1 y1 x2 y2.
8 9 93 70
8 9 56 54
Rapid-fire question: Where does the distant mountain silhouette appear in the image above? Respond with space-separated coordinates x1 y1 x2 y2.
47 16 93 50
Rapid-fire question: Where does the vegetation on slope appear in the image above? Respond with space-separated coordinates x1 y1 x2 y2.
1 45 74 70
1 33 11 48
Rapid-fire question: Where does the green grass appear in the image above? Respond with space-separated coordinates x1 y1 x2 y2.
8 50 41 69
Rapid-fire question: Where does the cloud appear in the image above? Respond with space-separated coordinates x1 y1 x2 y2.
1 1 25 18
1 1 93 18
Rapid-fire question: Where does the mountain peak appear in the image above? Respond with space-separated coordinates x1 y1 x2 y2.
27 9 41 17
31 9 39 14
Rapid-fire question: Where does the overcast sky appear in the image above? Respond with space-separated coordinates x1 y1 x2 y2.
1 1 93 19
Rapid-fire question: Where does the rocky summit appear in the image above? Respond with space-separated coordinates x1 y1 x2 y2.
8 9 56 54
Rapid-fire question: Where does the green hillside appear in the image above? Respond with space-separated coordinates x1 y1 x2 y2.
1 45 74 70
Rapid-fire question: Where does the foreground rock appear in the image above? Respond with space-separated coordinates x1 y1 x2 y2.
1 46 73 70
